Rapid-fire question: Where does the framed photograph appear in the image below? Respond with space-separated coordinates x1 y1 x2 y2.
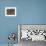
5 7 16 16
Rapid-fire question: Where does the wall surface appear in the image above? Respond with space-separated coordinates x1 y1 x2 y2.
0 0 46 44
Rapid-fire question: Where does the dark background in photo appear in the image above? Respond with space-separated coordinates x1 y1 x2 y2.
7 9 15 15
